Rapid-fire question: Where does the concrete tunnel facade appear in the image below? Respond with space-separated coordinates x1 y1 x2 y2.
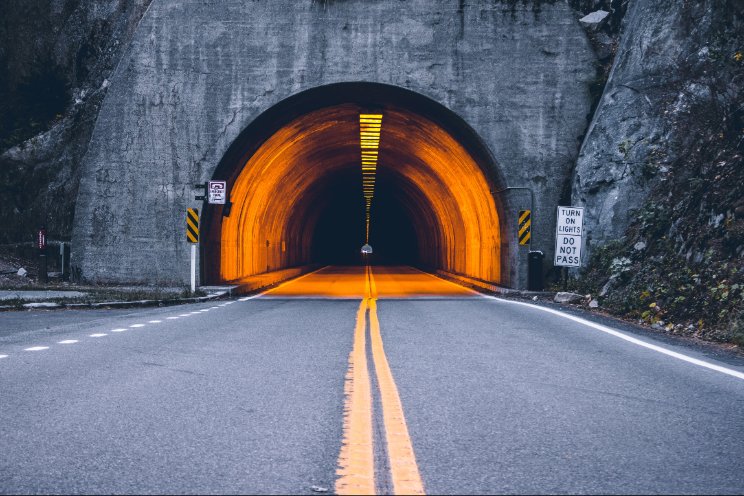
71 0 597 288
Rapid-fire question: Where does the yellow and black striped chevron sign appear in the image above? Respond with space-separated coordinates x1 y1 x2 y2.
186 208 199 243
518 209 531 245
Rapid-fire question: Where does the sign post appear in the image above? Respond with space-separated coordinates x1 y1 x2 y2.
554 206 584 289
186 208 199 293
554 206 584 267
37 228 47 283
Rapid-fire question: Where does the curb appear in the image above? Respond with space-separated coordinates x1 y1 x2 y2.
0 291 228 312
432 269 556 298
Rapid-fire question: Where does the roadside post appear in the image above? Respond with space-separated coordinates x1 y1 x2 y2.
37 228 47 283
186 208 199 293
554 206 585 290
59 242 68 281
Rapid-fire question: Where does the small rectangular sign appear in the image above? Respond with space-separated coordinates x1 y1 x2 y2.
554 206 584 267
554 233 582 267
208 180 226 205
37 229 46 250
555 206 584 235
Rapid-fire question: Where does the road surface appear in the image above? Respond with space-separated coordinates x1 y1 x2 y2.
1 266 743 494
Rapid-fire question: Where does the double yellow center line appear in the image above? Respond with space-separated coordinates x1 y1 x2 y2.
336 267 425 495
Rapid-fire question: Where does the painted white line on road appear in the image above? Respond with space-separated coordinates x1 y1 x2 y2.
166 316 179 320
25 346 49 351
189 311 200 315
148 320 162 323
0 354 8 359
111 328 127 333
238 294 261 302
129 324 145 328
89 333 107 338
484 295 744 381
58 340 78 344
210 306 219 309
199 309 209 312
179 313 191 317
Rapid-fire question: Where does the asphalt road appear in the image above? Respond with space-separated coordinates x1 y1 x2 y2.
1 266 743 494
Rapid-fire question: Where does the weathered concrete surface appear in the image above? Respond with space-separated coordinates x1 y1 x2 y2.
72 0 596 286
572 0 739 256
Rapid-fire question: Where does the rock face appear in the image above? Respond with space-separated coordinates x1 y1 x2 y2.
70 0 596 285
579 10 610 31
572 0 741 257
554 292 585 304
0 0 152 243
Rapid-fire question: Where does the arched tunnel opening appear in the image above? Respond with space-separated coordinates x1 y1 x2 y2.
201 83 509 286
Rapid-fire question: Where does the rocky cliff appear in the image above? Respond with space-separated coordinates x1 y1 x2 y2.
0 0 151 243
572 0 744 344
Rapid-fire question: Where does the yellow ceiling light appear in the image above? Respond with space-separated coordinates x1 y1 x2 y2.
360 113 383 244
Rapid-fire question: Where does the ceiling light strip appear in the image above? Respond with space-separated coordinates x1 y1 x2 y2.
360 113 383 244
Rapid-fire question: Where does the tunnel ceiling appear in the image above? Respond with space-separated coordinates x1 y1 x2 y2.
218 102 503 284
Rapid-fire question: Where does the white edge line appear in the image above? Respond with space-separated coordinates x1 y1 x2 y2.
483 295 744 381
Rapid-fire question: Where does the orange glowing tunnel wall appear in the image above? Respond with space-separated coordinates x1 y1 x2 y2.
217 99 504 285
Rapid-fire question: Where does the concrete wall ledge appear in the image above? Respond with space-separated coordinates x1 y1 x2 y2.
433 269 553 298
229 265 322 295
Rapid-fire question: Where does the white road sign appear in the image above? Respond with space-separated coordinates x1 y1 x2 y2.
554 206 584 267
208 180 226 205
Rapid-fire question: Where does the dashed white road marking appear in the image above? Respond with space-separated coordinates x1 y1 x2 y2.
483 295 744 382
25 346 49 351
0 354 8 359
179 313 191 317
89 333 107 338
148 320 162 323
189 311 200 315
129 324 145 328
58 340 78 345
167 316 179 320
210 306 219 310
111 328 127 332
199 309 209 312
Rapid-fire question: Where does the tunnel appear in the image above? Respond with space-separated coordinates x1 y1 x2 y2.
201 83 509 286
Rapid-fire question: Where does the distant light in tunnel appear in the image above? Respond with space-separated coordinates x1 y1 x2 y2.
360 114 383 243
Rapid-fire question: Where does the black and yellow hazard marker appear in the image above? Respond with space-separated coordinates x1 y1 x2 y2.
186 208 199 243
518 209 531 245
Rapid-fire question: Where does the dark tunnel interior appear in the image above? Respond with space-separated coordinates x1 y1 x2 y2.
201 84 507 285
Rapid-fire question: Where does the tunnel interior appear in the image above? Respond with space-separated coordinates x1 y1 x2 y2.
202 84 508 285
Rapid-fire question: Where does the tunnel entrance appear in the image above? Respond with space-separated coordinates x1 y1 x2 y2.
202 83 508 286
